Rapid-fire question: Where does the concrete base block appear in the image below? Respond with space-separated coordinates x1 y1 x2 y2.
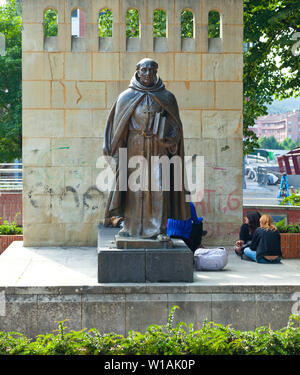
98 226 194 283
146 249 193 282
98 247 194 283
98 248 146 283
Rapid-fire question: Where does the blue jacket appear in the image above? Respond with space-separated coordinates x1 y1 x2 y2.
167 203 203 239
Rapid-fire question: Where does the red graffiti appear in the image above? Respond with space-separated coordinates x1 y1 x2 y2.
227 188 241 211
195 187 241 216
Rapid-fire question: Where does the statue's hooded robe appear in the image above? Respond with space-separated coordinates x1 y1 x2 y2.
103 72 190 238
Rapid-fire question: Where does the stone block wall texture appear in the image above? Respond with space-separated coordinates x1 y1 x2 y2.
1 286 299 338
22 0 243 246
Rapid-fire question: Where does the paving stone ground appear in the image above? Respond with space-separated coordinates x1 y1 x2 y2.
0 241 299 287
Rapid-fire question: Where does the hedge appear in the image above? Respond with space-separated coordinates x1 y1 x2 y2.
0 307 299 355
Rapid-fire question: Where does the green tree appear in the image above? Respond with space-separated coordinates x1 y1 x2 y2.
181 10 194 38
98 9 112 37
244 0 300 154
126 9 139 38
281 137 298 150
258 136 285 149
153 9 166 37
44 8 58 37
208 10 220 38
0 0 22 162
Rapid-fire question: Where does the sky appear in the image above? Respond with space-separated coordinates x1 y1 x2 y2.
0 0 6 6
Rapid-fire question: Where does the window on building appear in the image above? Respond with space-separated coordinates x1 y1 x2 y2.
153 9 166 37
98 9 113 37
208 10 220 38
126 9 140 38
44 8 58 37
72 8 86 37
181 9 194 38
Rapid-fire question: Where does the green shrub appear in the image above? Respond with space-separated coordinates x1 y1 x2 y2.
274 219 300 233
0 307 299 355
0 213 22 235
280 190 300 206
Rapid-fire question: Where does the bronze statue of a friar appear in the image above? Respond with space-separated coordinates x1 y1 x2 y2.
103 58 190 239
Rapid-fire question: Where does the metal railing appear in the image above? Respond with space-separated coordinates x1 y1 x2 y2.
0 163 22 191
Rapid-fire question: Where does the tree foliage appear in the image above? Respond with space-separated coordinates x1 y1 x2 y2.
208 10 220 38
258 136 283 149
244 0 300 154
44 8 58 37
258 135 298 150
0 0 22 162
98 9 112 37
126 9 139 38
281 136 298 150
153 9 166 38
181 10 194 38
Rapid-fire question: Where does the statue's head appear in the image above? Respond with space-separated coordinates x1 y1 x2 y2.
136 58 158 87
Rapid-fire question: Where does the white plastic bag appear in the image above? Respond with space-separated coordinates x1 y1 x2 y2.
194 247 228 271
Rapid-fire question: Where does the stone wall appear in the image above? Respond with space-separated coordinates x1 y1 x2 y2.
1 284 299 338
22 0 243 246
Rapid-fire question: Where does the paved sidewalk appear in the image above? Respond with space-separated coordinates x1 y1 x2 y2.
0 241 299 286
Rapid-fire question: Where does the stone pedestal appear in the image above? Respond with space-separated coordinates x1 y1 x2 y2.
115 235 174 249
98 226 194 283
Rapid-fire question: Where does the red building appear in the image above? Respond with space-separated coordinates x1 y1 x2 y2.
253 110 300 143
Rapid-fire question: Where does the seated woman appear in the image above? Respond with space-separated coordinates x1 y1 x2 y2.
235 211 261 255
242 214 282 264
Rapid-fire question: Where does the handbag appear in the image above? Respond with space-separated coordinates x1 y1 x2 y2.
194 247 228 271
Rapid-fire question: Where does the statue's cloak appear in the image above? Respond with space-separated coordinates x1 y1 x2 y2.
103 73 190 224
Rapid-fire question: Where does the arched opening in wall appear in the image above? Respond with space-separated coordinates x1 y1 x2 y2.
0 33 5 56
98 8 113 51
208 10 222 52
153 9 167 52
43 8 58 51
126 9 140 51
71 7 86 51
181 9 195 52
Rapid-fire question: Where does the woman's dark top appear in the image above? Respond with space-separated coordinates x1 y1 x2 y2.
249 227 282 261
239 223 252 242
